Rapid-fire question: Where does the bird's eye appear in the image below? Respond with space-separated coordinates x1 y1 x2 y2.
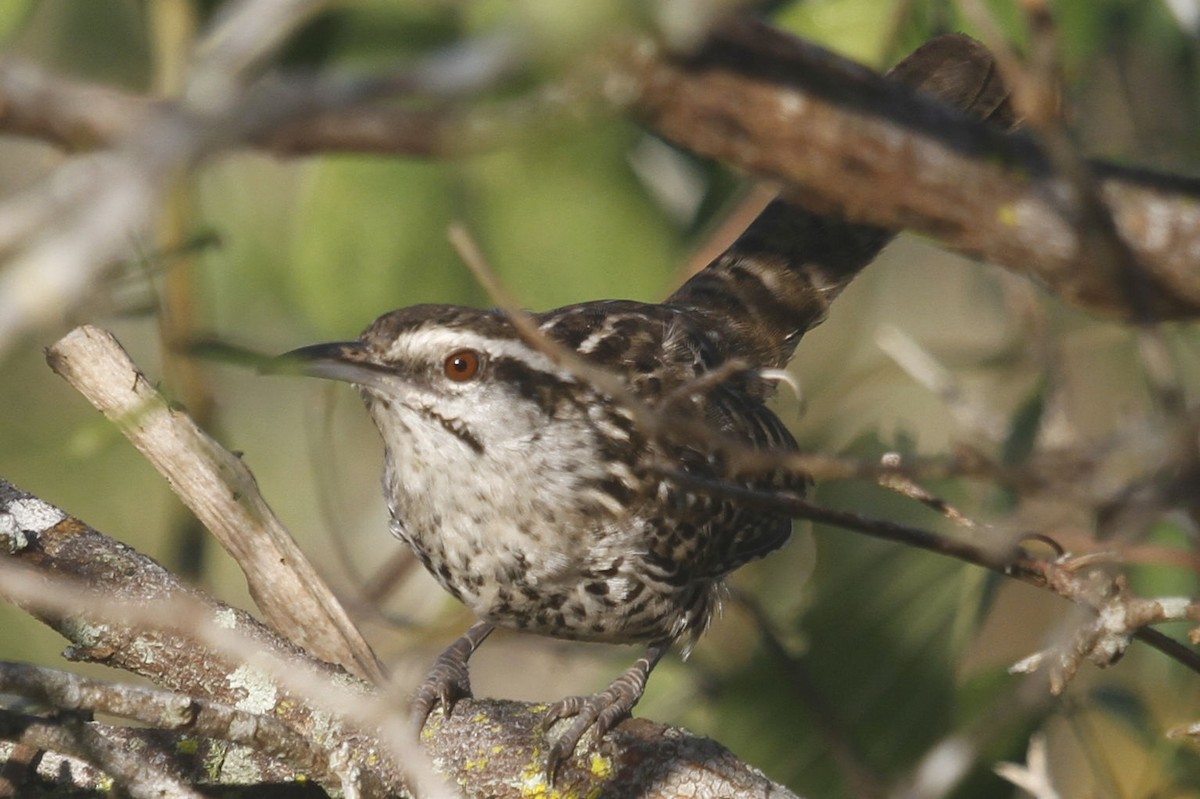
443 349 482 382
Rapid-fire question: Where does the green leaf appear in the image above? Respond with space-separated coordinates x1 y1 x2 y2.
0 0 33 43
1002 385 1044 467
288 157 483 335
463 121 678 310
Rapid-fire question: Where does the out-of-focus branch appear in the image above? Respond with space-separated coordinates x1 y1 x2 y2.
0 58 155 149
629 17 1200 322
2 16 1198 332
0 3 525 361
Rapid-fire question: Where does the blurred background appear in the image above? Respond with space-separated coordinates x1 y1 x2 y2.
2 1 1200 796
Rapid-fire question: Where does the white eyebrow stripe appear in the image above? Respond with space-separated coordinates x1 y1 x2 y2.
385 327 573 380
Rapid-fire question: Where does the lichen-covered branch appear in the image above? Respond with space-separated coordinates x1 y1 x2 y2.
0 477 407 797
0 470 795 796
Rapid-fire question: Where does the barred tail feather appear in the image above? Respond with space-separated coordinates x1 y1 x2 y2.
667 33 1017 371
667 204 890 369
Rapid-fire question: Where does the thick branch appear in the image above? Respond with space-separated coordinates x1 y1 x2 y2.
0 708 208 799
0 709 330 797
628 17 1200 321
2 18 1196 322
0 470 794 796
423 698 798 799
0 660 326 778
0 477 410 797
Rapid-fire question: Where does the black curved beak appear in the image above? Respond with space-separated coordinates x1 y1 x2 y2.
267 341 387 385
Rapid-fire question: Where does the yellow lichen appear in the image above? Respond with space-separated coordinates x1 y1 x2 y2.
588 752 613 780
518 770 561 799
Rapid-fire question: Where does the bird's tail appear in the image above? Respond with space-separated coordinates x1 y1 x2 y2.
666 30 1017 370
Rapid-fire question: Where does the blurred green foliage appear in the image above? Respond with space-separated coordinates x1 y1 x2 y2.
2 1 1200 797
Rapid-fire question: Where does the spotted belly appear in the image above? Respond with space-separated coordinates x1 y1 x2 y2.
397 520 711 644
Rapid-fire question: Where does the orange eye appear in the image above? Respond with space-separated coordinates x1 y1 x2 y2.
443 349 482 382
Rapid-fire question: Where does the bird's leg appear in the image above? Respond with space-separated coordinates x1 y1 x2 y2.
411 621 494 725
542 639 670 774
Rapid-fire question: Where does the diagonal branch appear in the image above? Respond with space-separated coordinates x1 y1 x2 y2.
44 324 384 684
628 16 1200 322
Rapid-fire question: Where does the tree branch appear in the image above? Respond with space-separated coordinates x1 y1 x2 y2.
2 16 1196 326
0 477 417 797
0 368 798 796
628 17 1200 321
44 325 383 684
0 707 331 797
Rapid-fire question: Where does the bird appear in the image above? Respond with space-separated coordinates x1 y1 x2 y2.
275 30 1014 772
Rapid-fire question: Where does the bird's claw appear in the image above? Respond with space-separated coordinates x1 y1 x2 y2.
411 650 473 726
411 622 494 727
541 684 637 777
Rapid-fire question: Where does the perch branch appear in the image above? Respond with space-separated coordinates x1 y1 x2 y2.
1 467 796 795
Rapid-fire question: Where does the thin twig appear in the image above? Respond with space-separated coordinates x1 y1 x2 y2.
663 469 1200 681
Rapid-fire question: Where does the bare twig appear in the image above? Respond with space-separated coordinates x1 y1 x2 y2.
873 454 983 533
1010 559 1200 692
45 324 384 685
660 470 1200 684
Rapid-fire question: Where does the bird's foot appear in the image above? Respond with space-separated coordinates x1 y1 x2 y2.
411 621 494 726
540 640 669 777
542 682 639 776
